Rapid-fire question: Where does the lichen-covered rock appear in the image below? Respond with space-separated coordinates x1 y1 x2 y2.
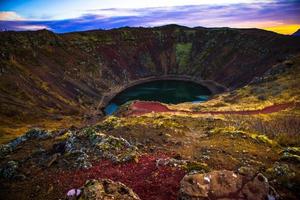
65 135 87 154
92 133 139 163
0 144 12 158
67 150 92 169
25 128 51 139
266 162 296 191
0 160 19 179
266 162 295 178
0 128 52 158
178 170 276 200
63 129 139 168
77 179 140 200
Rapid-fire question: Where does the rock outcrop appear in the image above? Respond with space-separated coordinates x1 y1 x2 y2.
0 128 52 158
67 179 140 200
63 128 139 168
178 170 277 200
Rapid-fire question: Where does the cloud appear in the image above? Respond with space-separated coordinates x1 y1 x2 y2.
0 0 299 33
0 11 24 21
14 25 50 31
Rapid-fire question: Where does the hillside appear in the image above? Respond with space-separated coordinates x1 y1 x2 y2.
1 26 300 142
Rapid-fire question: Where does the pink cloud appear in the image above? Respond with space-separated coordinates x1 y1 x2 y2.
14 25 50 30
0 11 24 21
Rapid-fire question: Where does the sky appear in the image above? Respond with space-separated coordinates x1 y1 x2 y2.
0 0 299 34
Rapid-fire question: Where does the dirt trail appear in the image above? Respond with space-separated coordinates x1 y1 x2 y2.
128 101 295 116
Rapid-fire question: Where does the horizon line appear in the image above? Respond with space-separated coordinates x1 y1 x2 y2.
0 24 298 35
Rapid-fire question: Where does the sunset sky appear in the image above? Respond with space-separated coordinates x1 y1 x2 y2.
0 0 299 34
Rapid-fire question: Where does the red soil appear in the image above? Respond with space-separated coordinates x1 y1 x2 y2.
47 153 185 200
128 101 295 116
130 101 172 115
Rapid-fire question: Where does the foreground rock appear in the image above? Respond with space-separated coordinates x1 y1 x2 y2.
67 179 140 200
63 128 139 169
178 170 277 200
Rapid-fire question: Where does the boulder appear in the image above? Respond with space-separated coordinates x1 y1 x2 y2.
70 179 140 200
240 173 270 200
178 170 276 200
64 130 139 167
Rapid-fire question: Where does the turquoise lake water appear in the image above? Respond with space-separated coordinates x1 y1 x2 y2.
104 80 211 115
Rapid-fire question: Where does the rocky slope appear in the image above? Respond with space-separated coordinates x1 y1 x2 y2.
1 25 300 141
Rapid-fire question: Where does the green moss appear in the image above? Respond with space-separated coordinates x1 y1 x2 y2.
55 130 72 141
184 161 210 173
83 126 98 136
250 134 277 146
209 126 247 136
152 118 184 130
97 116 122 131
100 115 186 133
140 53 156 73
175 43 192 72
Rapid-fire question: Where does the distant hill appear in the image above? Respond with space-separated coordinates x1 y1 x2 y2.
293 29 300 36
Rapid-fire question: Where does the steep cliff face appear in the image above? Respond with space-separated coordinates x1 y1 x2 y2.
1 25 300 124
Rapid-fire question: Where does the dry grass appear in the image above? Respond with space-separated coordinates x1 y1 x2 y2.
0 116 85 144
225 114 300 147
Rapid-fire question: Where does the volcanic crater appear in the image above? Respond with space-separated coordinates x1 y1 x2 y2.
1 25 300 200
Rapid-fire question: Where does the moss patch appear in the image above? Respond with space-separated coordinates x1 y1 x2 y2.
176 43 192 73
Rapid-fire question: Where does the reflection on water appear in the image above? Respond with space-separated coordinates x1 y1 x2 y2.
105 80 211 115
192 95 210 103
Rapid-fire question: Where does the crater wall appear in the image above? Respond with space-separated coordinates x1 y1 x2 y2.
1 25 300 121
